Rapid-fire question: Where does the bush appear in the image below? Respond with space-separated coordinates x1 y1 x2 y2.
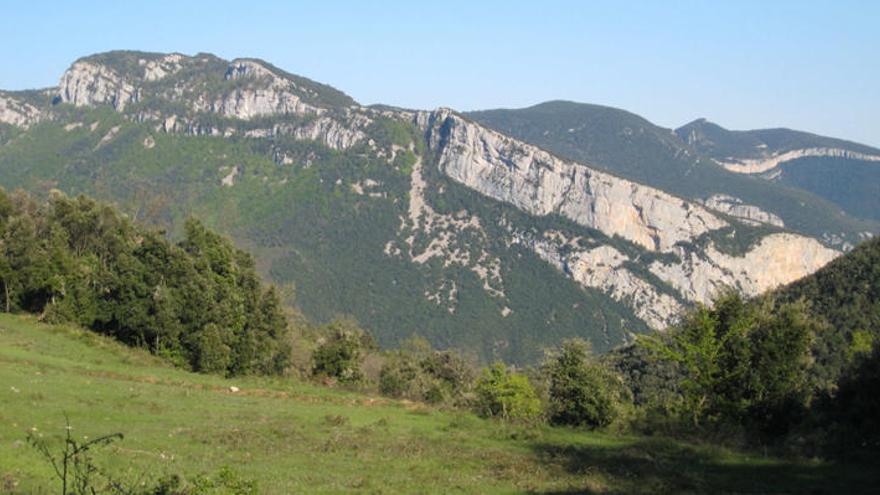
312 318 373 383
545 339 624 429
379 356 419 397
473 363 542 422
377 337 476 404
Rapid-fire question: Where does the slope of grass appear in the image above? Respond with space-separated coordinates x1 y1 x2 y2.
0 315 875 494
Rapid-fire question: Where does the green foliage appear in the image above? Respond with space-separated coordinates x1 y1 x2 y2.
6 314 875 494
821 345 880 457
311 318 374 383
0 189 289 377
378 336 476 403
774 236 880 388
544 339 626 429
640 291 815 436
27 416 125 495
473 363 542 421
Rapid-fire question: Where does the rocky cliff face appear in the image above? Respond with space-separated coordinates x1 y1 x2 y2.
650 233 838 302
58 60 140 110
0 93 43 127
701 194 785 227
45 53 371 151
416 108 839 328
421 109 727 252
716 147 880 174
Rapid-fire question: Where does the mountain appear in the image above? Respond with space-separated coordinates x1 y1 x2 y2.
467 101 878 250
677 118 880 223
0 51 841 363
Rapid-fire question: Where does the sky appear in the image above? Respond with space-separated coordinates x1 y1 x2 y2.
2 0 878 146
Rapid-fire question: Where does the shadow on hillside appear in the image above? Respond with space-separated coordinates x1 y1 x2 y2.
527 437 877 495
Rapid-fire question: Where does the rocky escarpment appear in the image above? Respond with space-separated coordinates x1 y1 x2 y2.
420 109 727 252
49 53 371 150
191 59 325 119
650 233 838 303
716 147 880 174
510 230 683 329
417 108 839 327
701 194 785 227
58 60 140 110
0 93 43 128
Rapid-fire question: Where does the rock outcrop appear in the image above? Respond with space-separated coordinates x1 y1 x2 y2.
58 61 139 110
513 231 683 329
649 233 838 303
715 147 880 174
0 93 42 128
701 194 785 227
421 109 727 252
417 108 839 328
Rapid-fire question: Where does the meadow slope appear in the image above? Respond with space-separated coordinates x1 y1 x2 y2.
0 314 874 494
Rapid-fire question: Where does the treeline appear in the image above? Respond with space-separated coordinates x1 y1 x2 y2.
0 189 290 376
308 288 879 459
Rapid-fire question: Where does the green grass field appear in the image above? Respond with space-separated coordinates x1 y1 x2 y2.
0 314 874 494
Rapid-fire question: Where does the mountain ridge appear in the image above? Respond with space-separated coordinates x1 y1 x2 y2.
0 50 854 362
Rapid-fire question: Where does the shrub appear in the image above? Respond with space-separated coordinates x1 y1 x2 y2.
545 339 623 429
473 363 542 422
379 356 419 397
312 318 372 383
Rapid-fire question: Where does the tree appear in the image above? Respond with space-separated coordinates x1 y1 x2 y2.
312 318 371 383
545 339 623 428
474 363 542 421
640 290 816 434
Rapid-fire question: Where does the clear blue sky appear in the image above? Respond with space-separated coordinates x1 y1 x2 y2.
2 0 878 146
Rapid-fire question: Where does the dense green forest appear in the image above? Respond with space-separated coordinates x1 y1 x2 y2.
0 188 290 376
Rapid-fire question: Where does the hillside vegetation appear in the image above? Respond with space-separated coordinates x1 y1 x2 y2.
1 314 875 494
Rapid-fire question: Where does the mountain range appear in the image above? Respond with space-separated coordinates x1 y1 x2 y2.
0 50 874 363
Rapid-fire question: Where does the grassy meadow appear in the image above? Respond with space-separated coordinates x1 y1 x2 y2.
0 314 874 494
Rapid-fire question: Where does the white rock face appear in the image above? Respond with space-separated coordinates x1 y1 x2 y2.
513 231 682 330
412 109 840 329
291 115 367 149
716 147 880 174
191 59 323 119
568 246 682 330
701 194 785 227
0 93 42 128
650 233 838 303
140 54 184 81
58 61 138 110
422 109 727 251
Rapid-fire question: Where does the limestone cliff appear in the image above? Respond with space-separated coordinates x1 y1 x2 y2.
716 147 880 174
701 194 785 227
417 108 839 327
0 93 43 128
421 109 727 252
